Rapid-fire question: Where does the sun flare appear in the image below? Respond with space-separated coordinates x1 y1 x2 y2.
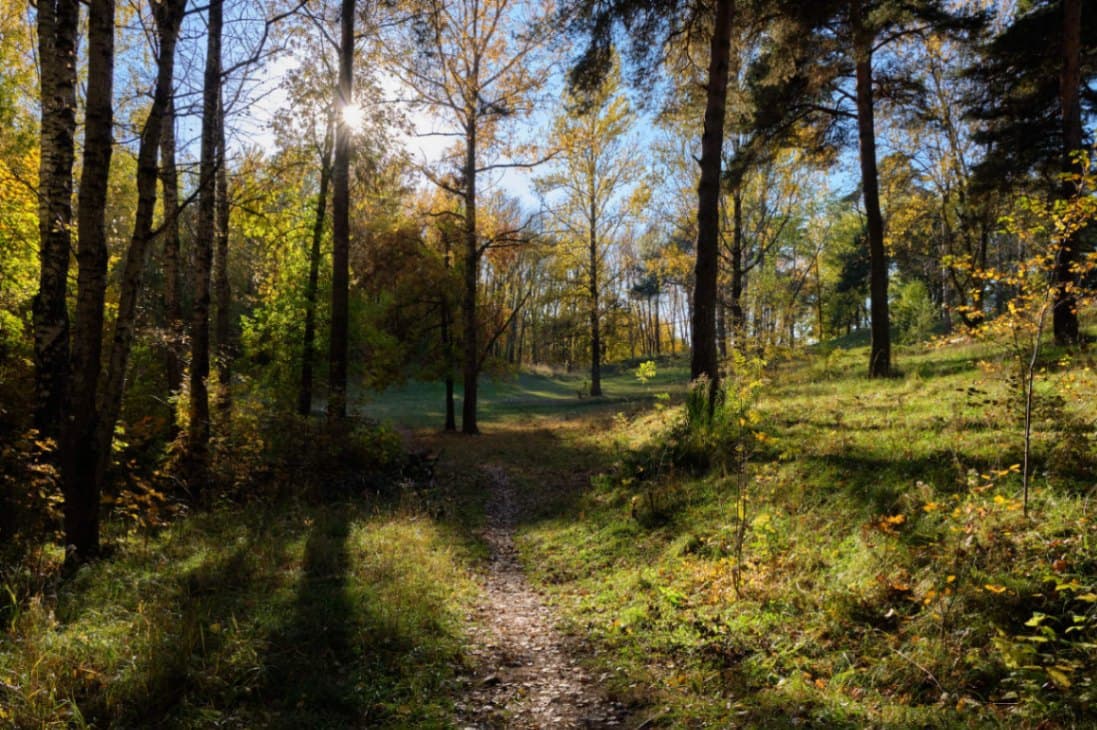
341 102 365 132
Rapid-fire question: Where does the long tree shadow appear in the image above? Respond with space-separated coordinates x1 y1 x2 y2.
76 523 288 726
256 508 360 729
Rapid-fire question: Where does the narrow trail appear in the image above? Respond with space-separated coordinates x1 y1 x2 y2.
455 463 631 729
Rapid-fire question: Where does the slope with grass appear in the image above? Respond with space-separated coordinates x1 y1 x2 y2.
1 495 479 728
3 344 1093 728
513 341 1096 728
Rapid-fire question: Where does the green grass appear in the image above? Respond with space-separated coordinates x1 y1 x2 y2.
0 498 477 728
512 338 1097 728
4 342 1094 727
353 358 691 428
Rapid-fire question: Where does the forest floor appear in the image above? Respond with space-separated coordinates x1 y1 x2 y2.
2 344 1095 728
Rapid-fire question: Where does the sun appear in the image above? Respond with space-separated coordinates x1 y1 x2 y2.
341 102 365 133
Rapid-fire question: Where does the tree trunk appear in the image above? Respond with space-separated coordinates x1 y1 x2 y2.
189 0 223 491
161 96 184 407
214 89 232 414
691 0 733 403
1054 0 1082 345
654 296 661 355
851 0 890 378
62 0 114 560
33 0 79 442
589 195 602 397
297 124 334 416
729 185 745 351
99 0 184 496
462 120 480 435
328 0 354 422
441 235 457 431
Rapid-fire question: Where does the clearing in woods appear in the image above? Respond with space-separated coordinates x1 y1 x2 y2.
395 364 687 728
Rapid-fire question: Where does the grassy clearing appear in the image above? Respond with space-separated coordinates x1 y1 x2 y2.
516 338 1097 728
354 358 691 429
0 359 686 728
0 496 477 728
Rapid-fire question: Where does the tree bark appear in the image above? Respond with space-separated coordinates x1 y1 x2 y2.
33 0 79 442
297 124 334 416
161 96 184 406
588 189 602 397
62 0 114 560
189 0 223 491
729 185 745 350
462 118 480 434
214 89 232 414
851 0 891 378
692 0 733 404
328 0 354 422
439 230 457 431
1054 0 1082 345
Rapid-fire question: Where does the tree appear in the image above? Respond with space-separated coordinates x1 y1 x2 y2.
569 0 741 406
160 95 184 406
214 89 233 414
536 62 639 397
32 0 79 441
328 0 354 422
394 0 553 433
62 0 114 559
298 115 334 416
750 0 981 376
189 0 224 489
967 0 1095 344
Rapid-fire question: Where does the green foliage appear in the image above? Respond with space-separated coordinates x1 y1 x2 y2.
892 278 939 344
634 359 657 384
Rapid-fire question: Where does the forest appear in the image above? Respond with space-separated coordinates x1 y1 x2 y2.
0 0 1094 726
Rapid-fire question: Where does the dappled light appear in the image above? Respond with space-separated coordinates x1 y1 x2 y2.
2 0 1095 726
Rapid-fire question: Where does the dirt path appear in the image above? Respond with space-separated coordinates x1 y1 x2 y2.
454 464 631 729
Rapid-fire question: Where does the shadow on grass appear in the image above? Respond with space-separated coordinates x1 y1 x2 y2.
83 529 286 726
45 499 463 728
256 509 360 729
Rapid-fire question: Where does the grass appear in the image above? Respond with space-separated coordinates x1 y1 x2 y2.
353 358 691 429
0 496 477 728
3 341 1094 727
511 337 1097 728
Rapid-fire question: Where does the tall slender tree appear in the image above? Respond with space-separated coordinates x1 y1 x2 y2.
98 0 186 505
298 117 334 416
214 89 233 413
189 0 223 489
32 0 79 441
62 0 114 559
750 0 981 376
967 0 1094 343
161 95 184 404
536 62 639 397
568 0 750 402
327 0 354 422
692 0 734 398
395 0 552 434
1055 0 1084 344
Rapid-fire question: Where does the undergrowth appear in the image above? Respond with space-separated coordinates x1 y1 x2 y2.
519 337 1097 728
0 417 478 728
